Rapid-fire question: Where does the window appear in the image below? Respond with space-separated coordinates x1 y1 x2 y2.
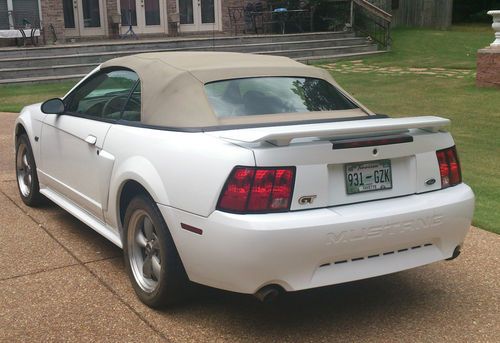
65 69 141 121
204 77 357 118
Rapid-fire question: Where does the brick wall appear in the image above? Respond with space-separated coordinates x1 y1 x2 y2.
221 0 245 34
166 0 177 35
166 0 177 18
40 0 66 42
477 48 500 88
221 0 268 34
39 0 254 42
107 0 118 16
106 0 119 38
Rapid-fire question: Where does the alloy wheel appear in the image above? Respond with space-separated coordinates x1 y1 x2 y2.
16 142 32 197
127 210 162 293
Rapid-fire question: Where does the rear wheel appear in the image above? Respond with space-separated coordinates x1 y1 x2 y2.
123 194 188 308
15 134 43 206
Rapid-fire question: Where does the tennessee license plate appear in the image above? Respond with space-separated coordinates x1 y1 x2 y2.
345 159 392 194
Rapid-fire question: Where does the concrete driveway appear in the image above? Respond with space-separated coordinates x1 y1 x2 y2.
1 112 498 342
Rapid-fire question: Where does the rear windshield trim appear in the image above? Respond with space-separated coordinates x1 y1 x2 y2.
115 114 389 133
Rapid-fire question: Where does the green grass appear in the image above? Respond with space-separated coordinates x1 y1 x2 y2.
343 25 493 69
0 81 76 113
322 25 499 233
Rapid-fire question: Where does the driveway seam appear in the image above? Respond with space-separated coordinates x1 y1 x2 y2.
83 255 122 264
0 189 171 343
0 262 81 282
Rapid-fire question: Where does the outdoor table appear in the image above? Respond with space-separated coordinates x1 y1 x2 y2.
0 28 40 46
251 9 309 34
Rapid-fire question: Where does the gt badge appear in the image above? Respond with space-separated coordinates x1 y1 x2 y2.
298 195 317 205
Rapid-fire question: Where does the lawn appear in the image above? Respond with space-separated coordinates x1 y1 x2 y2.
0 25 498 233
0 81 75 113
320 25 499 233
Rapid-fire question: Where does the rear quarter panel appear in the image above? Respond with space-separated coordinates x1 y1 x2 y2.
103 124 255 228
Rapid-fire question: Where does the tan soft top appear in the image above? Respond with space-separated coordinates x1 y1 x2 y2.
100 52 367 128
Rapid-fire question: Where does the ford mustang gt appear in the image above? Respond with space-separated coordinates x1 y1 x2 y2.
14 52 475 308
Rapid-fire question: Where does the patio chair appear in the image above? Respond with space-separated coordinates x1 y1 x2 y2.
10 11 42 46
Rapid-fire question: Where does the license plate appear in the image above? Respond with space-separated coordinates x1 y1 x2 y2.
345 159 392 194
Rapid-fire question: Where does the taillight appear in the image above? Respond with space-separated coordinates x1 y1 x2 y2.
436 146 461 188
217 166 296 213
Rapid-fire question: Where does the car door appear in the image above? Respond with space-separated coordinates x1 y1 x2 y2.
39 68 140 221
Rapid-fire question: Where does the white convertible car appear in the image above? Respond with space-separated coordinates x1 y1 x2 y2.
15 52 474 307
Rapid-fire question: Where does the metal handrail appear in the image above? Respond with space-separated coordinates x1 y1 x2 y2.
353 0 391 22
351 0 392 49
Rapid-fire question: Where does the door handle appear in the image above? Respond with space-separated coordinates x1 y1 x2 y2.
85 135 97 145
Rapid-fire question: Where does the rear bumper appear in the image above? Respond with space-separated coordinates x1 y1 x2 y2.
159 184 474 294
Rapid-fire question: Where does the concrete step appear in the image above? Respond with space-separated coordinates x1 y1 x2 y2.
0 37 369 69
296 50 387 63
0 48 384 84
0 30 382 83
259 44 378 58
0 31 356 58
0 43 376 79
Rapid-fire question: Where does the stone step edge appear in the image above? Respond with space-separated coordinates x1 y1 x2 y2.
296 50 387 63
0 44 376 72
0 37 368 63
0 31 355 52
0 49 384 84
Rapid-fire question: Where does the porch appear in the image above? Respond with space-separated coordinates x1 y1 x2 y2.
0 30 388 83
0 0 392 84
0 0 391 46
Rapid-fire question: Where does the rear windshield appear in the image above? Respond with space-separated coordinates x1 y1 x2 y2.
204 77 357 117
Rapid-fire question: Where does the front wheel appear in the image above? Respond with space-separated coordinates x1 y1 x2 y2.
123 194 188 308
15 134 43 206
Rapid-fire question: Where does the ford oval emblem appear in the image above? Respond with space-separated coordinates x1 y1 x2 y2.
425 178 436 186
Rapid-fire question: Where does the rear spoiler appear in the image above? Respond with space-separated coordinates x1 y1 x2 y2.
211 116 450 146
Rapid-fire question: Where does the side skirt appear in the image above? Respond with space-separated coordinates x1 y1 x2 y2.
40 187 123 248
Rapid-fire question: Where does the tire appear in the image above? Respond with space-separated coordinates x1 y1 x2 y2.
15 134 43 206
123 194 188 308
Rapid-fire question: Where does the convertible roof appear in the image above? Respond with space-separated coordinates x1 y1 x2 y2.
100 52 367 128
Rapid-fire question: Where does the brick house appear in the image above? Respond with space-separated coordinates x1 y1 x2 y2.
1 0 248 42
1 0 454 43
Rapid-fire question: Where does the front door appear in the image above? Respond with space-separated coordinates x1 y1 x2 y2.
39 69 140 221
179 0 220 32
40 114 112 220
120 0 166 35
63 0 106 37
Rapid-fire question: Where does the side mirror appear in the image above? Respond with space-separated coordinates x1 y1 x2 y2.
41 98 65 115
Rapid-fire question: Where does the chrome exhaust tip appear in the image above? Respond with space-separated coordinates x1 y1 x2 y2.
446 245 461 261
254 285 283 303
